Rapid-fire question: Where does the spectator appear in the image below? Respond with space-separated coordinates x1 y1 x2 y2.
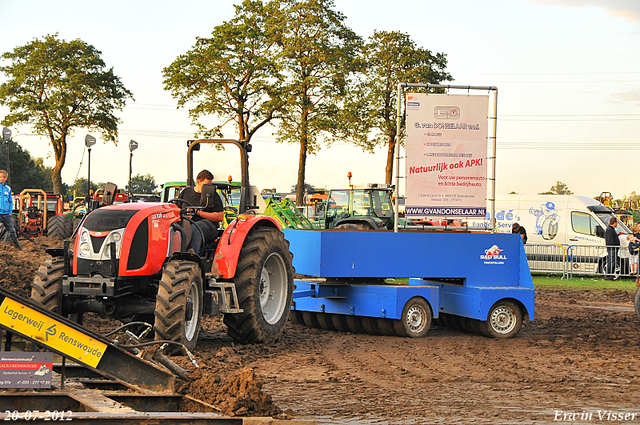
512 222 527 244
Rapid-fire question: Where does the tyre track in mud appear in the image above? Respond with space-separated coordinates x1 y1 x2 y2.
252 290 640 424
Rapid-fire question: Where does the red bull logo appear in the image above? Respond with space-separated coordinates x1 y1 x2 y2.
481 245 507 261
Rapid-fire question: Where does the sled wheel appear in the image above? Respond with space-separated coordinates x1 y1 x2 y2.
331 314 350 332
468 318 484 335
376 318 396 336
345 315 366 334
301 311 320 329
479 300 523 338
224 227 294 344
392 297 432 338
459 317 475 334
440 313 457 330
289 310 304 324
31 257 65 314
154 259 203 353
361 317 381 335
47 215 73 239
316 313 337 331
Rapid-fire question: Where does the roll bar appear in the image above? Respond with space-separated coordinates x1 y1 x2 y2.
186 139 253 214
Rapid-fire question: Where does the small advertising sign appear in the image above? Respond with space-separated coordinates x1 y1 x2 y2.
405 93 489 218
0 352 53 389
0 297 107 368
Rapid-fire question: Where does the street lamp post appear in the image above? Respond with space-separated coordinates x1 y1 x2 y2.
85 134 96 201
128 140 138 199
2 127 11 184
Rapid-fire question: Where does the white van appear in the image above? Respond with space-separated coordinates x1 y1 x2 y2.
468 195 632 276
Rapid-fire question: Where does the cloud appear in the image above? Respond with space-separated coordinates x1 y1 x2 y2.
532 0 640 22
610 89 640 104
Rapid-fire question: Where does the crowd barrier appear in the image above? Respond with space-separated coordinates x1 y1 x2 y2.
524 243 633 280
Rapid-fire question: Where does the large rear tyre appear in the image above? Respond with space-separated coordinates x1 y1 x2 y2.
479 300 523 338
31 257 65 314
47 215 73 239
223 227 294 344
635 288 640 321
154 260 203 353
392 297 432 338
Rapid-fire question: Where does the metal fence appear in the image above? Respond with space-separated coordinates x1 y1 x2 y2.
525 243 633 280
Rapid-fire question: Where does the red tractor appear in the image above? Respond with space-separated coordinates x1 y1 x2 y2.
12 189 73 239
31 140 294 351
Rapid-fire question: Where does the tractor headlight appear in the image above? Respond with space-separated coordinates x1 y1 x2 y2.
80 230 90 243
79 242 91 258
102 230 124 259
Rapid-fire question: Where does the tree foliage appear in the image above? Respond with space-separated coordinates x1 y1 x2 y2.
163 0 284 144
0 140 52 193
354 30 452 184
269 0 362 204
0 34 133 194
126 173 158 194
539 181 573 195
67 178 103 200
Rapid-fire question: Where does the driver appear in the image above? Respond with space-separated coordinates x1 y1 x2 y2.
178 169 224 254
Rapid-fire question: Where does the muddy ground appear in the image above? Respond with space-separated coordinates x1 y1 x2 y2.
2 239 640 424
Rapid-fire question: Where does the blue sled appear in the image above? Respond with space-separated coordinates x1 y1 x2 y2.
284 229 534 338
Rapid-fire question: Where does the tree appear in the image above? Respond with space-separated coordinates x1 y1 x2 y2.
68 178 103 199
539 181 573 195
163 0 284 144
0 139 52 193
354 31 452 184
269 0 362 205
126 173 158 194
0 34 133 194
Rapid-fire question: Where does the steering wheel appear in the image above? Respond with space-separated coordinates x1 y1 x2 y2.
167 198 203 219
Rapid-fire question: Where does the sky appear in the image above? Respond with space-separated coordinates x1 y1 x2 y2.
0 0 638 199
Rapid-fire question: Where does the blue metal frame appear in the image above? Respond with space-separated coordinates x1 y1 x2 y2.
285 229 534 322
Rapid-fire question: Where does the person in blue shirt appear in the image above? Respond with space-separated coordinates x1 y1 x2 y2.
0 170 22 250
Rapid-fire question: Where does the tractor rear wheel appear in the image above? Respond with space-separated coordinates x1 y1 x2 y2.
31 257 65 314
224 227 294 344
635 288 640 321
154 260 203 353
47 215 73 239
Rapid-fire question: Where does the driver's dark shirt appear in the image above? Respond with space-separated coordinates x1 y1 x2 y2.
178 186 224 226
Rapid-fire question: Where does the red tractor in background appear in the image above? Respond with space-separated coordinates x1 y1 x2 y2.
1 189 73 240
31 140 295 353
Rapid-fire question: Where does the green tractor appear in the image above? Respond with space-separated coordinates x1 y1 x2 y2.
317 184 398 230
160 179 261 227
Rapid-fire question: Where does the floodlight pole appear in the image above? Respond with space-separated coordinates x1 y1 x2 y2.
2 127 11 185
128 140 138 199
85 135 97 200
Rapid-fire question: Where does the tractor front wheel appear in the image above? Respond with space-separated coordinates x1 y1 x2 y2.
31 257 65 314
224 227 294 344
154 260 203 353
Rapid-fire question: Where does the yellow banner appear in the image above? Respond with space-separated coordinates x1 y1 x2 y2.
0 298 107 368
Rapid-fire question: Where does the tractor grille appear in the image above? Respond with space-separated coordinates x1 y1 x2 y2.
91 235 107 253
84 209 139 231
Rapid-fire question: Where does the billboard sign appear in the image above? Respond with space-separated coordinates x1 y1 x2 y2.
405 93 489 218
